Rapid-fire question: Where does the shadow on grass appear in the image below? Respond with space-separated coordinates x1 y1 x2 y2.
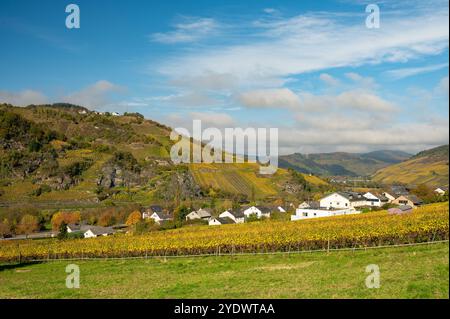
0 261 43 272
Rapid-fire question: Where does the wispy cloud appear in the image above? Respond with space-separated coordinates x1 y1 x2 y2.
385 63 449 79
150 17 219 44
157 6 448 88
61 80 125 109
0 89 48 106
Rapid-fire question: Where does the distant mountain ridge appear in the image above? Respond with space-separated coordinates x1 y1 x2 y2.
372 145 449 187
279 150 412 177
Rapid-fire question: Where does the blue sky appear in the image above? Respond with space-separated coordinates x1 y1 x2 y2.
0 0 448 154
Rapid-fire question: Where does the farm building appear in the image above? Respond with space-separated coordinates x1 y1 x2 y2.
320 192 367 209
219 210 245 223
142 205 164 219
83 226 114 238
208 217 236 226
242 206 271 219
392 195 423 208
186 208 212 221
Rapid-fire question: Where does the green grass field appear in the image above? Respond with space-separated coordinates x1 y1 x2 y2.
0 242 448 299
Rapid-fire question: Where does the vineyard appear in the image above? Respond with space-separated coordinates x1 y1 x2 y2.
0 203 448 263
189 162 327 198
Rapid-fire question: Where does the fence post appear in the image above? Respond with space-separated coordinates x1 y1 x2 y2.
327 237 330 254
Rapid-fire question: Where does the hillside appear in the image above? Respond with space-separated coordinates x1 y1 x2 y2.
0 103 327 208
372 145 449 187
279 150 411 177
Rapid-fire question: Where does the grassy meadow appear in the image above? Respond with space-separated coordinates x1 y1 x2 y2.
0 242 448 299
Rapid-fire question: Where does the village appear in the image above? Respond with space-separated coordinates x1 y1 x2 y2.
53 185 447 239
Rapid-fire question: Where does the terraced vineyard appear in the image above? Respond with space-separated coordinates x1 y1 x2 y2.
189 163 326 198
1 203 447 263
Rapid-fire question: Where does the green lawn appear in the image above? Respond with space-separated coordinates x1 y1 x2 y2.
0 243 448 299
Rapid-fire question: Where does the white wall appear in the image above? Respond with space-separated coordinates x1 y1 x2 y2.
319 193 351 209
219 211 245 223
291 208 359 221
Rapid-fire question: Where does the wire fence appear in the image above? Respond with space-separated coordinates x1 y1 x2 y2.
9 239 449 264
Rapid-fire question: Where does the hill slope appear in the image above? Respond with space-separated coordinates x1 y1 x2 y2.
0 103 327 207
372 145 449 187
279 150 411 177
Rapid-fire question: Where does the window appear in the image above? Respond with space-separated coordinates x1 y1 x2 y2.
314 213 317 216
303 212 308 217
345 203 348 207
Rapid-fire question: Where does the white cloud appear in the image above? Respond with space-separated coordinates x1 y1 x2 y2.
0 89 48 106
238 88 397 112
62 80 124 109
158 6 449 87
151 17 219 44
385 63 449 79
335 90 396 112
238 88 301 108
345 72 377 89
436 76 449 95
319 73 340 86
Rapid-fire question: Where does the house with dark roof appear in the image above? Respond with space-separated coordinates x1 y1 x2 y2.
319 191 367 209
83 226 114 238
142 205 164 219
186 208 212 221
208 217 236 226
219 209 245 223
392 195 423 208
241 206 271 219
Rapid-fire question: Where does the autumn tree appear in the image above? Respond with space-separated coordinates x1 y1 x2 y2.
16 214 39 238
126 210 142 226
51 211 81 230
0 219 11 238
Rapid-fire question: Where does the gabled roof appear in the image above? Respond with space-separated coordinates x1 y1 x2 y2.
216 217 235 224
405 195 423 204
335 191 365 202
153 211 172 219
223 209 244 218
390 185 409 196
196 208 212 218
149 205 163 213
257 206 272 214
85 226 114 236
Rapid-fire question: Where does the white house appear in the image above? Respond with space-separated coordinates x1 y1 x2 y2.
219 210 245 224
83 226 114 238
320 192 367 209
242 206 271 219
208 217 235 226
291 207 359 221
111 112 120 116
147 212 173 224
363 192 389 207
382 192 396 203
186 208 212 221
142 205 164 219
434 187 448 196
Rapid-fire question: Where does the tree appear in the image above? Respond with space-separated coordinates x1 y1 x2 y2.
51 211 81 230
57 221 68 240
0 219 11 238
16 214 39 238
173 205 189 224
126 210 142 226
